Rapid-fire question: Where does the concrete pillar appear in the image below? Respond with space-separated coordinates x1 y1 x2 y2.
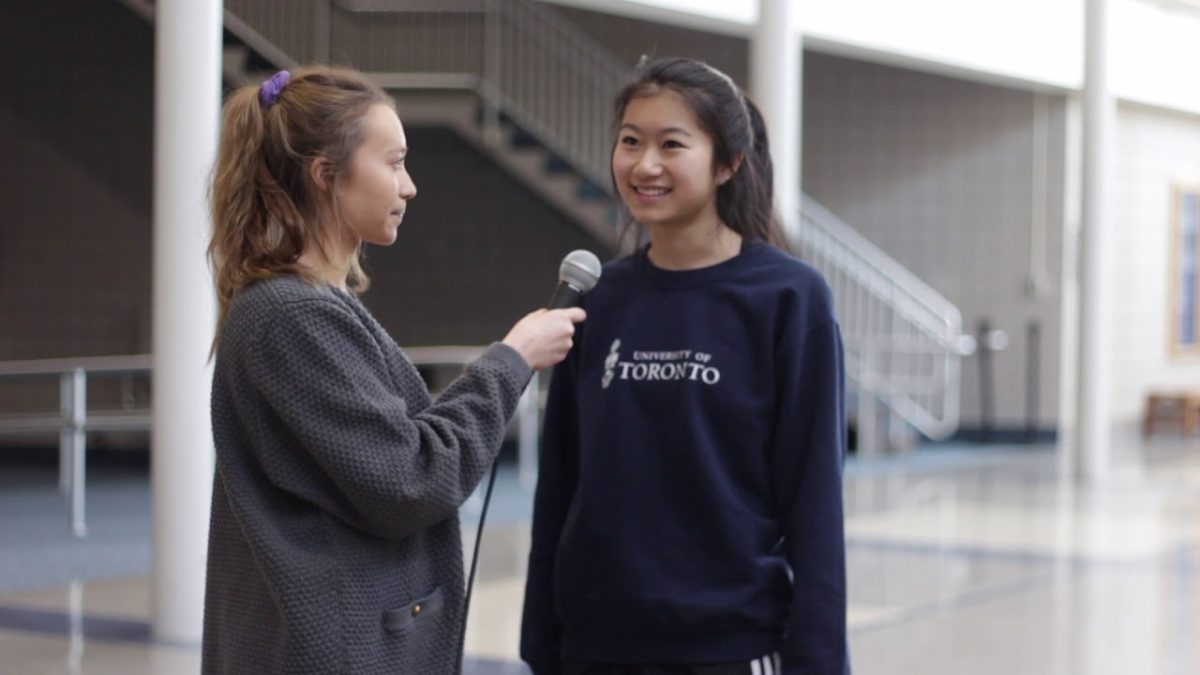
751 0 802 237
1075 0 1114 482
151 0 222 644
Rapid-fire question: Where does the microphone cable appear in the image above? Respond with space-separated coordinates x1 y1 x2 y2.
455 249 599 672
456 456 500 674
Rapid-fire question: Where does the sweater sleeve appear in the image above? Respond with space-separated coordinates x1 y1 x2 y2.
520 347 581 675
772 316 851 675
243 296 532 541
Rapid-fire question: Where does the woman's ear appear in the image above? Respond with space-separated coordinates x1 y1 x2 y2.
716 153 745 186
309 157 335 193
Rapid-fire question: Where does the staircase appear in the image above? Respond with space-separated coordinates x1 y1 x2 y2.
221 0 623 248
120 0 970 447
796 198 972 448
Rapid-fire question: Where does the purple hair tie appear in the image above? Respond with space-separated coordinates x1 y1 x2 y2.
259 70 291 108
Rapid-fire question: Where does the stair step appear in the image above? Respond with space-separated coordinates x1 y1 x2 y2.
222 44 249 83
543 154 574 175
509 128 542 149
473 105 516 128
577 178 609 201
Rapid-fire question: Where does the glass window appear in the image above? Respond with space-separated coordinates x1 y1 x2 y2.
1172 185 1200 354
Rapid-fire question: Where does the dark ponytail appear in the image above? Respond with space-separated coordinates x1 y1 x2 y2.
742 98 786 247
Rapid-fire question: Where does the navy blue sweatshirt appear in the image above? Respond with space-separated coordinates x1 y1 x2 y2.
520 241 849 674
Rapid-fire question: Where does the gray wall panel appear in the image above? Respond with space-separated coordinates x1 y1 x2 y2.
804 53 1066 430
0 0 154 363
361 127 606 346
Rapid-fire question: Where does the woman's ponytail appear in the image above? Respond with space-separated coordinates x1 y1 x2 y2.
208 66 392 354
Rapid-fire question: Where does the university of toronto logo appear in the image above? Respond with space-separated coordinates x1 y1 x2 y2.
601 338 721 389
602 339 621 389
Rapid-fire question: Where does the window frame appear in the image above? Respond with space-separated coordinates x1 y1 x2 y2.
1169 183 1200 357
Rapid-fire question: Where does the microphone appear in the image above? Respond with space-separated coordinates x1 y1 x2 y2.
548 249 602 308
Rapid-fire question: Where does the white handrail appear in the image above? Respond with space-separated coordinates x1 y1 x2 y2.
0 357 152 538
0 354 153 377
0 348 540 537
794 197 970 442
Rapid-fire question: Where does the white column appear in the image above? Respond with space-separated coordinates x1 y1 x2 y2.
1056 95 1083 481
1075 0 1114 482
751 0 802 237
152 0 221 644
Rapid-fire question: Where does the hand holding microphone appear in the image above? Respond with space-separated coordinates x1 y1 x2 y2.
503 250 601 370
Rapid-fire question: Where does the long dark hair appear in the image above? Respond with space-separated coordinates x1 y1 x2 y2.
612 56 785 247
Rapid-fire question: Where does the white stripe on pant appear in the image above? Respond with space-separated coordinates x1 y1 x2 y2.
751 652 780 675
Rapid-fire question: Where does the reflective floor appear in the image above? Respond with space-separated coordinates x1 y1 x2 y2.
1 434 1198 674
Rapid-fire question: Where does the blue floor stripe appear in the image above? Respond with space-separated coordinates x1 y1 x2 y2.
0 605 150 643
847 535 1192 568
466 658 532 674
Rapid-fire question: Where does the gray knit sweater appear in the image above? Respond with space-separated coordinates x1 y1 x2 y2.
202 275 532 674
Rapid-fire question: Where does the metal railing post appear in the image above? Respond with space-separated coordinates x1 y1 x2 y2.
857 345 879 456
517 370 539 490
3 355 153 536
797 199 968 441
58 373 72 496
480 0 503 144
64 368 87 537
314 0 332 64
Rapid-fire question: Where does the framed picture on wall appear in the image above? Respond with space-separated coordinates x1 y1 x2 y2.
1170 183 1200 357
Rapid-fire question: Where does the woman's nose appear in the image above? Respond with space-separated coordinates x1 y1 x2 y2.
399 171 417 200
632 150 661 177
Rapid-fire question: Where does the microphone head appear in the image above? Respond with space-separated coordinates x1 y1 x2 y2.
559 249 602 293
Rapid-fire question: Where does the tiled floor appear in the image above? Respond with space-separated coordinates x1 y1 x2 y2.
1 436 1197 674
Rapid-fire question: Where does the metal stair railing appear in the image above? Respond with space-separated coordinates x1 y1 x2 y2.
795 196 972 442
0 349 541 538
0 355 153 538
222 0 628 195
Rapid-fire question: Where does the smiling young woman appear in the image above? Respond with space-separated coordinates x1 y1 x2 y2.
612 88 732 230
521 57 851 675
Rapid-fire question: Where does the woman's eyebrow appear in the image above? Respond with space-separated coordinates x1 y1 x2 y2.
619 123 693 137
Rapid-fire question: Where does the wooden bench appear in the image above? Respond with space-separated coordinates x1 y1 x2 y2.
1142 392 1200 436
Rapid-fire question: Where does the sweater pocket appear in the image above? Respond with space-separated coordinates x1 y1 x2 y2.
382 585 445 634
345 585 451 673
